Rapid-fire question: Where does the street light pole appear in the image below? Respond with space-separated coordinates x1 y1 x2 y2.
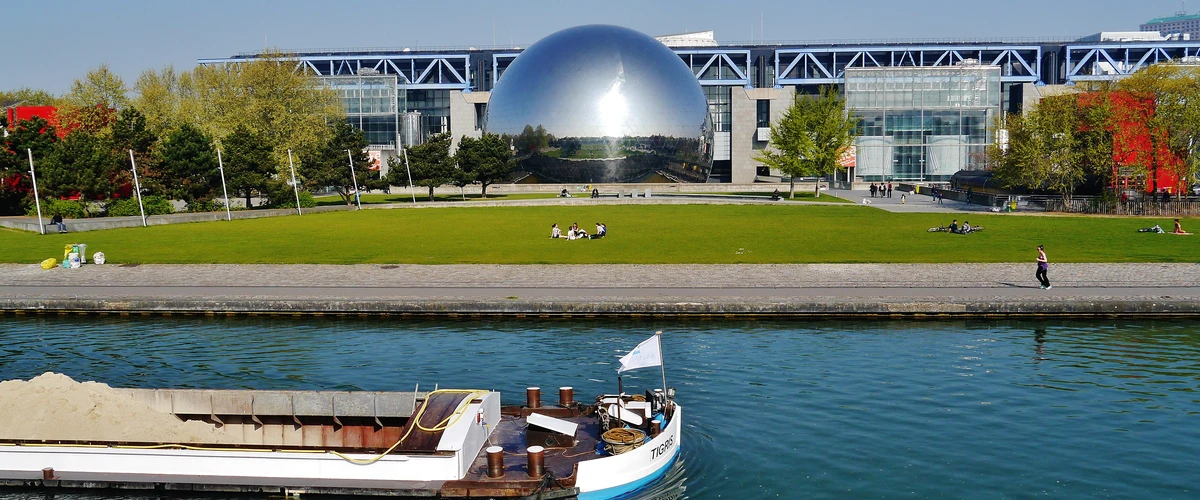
402 146 416 203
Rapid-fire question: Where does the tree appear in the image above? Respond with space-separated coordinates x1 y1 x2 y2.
0 87 58 113
132 66 186 136
220 125 275 208
990 96 1086 201
456 133 515 198
58 64 129 135
160 123 219 209
298 121 371 206
0 117 59 214
755 86 858 198
38 132 121 206
388 133 455 201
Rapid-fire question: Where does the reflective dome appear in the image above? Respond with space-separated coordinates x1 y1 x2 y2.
484 25 714 184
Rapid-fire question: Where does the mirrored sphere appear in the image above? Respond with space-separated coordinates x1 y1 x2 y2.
484 25 714 184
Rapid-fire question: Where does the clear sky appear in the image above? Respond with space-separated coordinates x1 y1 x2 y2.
2 0 1182 93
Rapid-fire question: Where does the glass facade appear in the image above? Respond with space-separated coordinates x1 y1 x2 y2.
846 66 1001 182
704 86 733 132
322 75 401 147
406 89 451 141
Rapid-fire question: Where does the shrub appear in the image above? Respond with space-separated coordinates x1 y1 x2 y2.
106 196 174 217
273 191 317 209
26 198 87 219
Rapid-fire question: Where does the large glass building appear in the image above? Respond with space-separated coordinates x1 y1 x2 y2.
322 75 402 148
846 65 1001 182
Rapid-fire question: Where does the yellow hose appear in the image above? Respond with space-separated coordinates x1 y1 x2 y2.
6 389 491 466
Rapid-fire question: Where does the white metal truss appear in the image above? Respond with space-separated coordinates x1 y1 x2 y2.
674 49 751 86
775 45 1042 85
198 54 471 90
1065 43 1200 81
491 53 521 90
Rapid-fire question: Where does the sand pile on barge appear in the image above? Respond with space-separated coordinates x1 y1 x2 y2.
0 372 239 444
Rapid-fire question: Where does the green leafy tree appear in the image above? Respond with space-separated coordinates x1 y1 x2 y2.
111 107 162 193
160 123 219 209
59 64 128 135
990 96 1086 201
298 121 371 206
388 133 455 201
456 133 515 198
0 117 59 214
0 87 58 107
754 87 857 198
220 125 275 208
39 132 121 207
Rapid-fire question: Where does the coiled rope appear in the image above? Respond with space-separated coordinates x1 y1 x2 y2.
601 427 647 455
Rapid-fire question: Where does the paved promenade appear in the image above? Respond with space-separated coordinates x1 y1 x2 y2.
2 263 1198 317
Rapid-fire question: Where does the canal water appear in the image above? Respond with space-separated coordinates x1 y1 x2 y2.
0 316 1197 499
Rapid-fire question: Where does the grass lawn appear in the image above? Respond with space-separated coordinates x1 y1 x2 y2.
1 204 1197 264
314 192 560 206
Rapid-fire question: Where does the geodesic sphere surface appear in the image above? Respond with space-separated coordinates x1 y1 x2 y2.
484 24 713 184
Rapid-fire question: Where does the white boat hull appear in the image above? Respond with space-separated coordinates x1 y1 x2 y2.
576 405 682 499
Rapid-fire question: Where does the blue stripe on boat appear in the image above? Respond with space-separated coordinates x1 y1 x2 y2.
576 444 680 500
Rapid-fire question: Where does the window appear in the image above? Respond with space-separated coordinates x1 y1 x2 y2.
405 89 451 138
756 100 771 129
474 103 486 131
703 86 732 132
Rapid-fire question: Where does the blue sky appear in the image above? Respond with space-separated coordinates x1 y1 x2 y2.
2 0 1180 93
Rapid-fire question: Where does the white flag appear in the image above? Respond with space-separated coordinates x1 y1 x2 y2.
617 334 662 373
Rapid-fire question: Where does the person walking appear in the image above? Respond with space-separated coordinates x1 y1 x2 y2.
887 182 893 198
1036 245 1051 289
870 183 877 198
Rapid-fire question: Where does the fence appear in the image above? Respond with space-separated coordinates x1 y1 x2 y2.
1044 197 1200 216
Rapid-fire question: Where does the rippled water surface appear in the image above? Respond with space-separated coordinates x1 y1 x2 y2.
1 316 1198 499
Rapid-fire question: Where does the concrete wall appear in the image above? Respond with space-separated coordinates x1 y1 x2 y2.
448 91 489 151
730 86 794 183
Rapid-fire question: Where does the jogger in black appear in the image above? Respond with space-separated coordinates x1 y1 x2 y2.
1036 245 1051 289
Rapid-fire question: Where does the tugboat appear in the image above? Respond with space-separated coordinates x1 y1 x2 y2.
0 333 680 499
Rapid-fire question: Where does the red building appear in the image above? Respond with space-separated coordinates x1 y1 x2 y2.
1078 91 1187 194
4 106 67 138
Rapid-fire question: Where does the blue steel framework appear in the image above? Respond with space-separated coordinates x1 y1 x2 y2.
201 39 1200 92
1065 42 1200 81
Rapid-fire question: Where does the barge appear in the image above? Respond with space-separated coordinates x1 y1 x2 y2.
0 335 680 499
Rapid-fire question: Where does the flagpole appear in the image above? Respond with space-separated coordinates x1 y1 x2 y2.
656 331 667 393
216 148 232 221
347 149 361 210
616 375 623 425
129 150 147 227
27 149 44 235
287 149 302 215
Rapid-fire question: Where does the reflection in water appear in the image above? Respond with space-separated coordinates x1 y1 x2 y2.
0 317 1198 499
484 25 714 184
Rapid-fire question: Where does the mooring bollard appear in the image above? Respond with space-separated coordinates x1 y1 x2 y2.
486 446 505 478
526 387 541 408
527 446 545 478
559 386 574 407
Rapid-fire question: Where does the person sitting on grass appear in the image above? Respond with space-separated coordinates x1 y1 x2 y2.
948 219 959 234
572 222 588 239
560 188 571 198
551 223 561 239
962 221 972 233
1173 218 1192 235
